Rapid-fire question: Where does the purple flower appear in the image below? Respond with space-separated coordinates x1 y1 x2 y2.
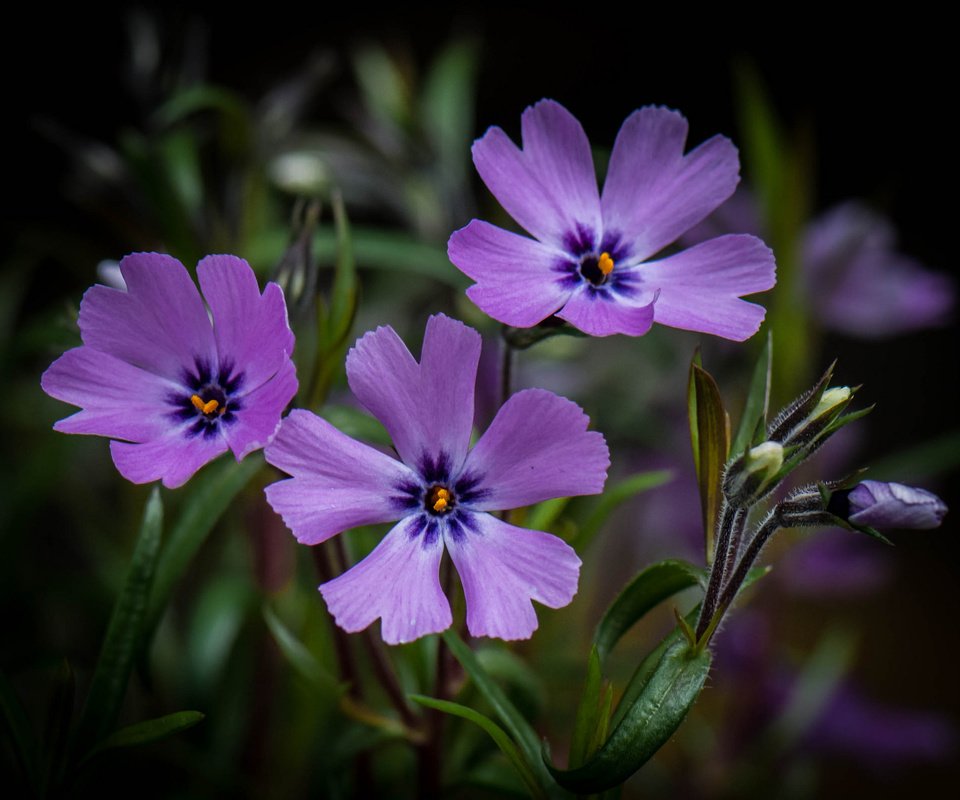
41 253 298 489
447 100 776 339
264 314 609 644
842 480 948 530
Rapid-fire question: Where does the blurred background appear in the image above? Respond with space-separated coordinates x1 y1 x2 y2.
2 6 957 798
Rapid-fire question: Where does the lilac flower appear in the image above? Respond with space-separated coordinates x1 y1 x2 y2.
447 100 776 339
841 480 948 530
264 314 609 644
41 253 298 489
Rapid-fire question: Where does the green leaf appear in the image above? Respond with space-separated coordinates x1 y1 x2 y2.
867 428 960 481
263 607 343 696
410 695 546 800
731 330 772 458
593 560 703 666
75 488 163 750
442 630 554 793
0 668 40 793
569 647 603 769
81 711 204 763
547 642 712 793
570 470 674 552
325 190 358 348
688 360 730 564
523 497 570 533
421 38 479 183
145 456 261 642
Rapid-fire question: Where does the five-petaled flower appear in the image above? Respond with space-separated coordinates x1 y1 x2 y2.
263 314 609 644
448 99 776 339
41 253 298 489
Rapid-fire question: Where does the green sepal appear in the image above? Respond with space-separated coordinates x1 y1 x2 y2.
80 711 205 764
688 359 731 563
570 470 673 552
409 695 547 800
546 641 712 794
592 559 703 666
731 330 772 458
74 488 163 754
442 630 555 794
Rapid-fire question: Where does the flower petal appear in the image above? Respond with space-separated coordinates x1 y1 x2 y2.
224 359 298 460
448 220 571 327
109 431 227 489
41 347 177 441
601 107 740 261
848 481 947 530
319 516 451 645
197 255 295 391
637 234 776 341
346 314 480 473
461 388 609 511
78 253 216 380
473 99 601 247
555 287 657 337
445 512 581 640
264 409 417 545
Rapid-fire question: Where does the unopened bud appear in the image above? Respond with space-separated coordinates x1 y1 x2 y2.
723 441 784 506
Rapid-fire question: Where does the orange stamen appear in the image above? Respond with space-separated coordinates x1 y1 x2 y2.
432 488 451 512
598 252 614 276
191 394 220 415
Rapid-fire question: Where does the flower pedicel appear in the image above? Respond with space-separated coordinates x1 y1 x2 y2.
264 314 609 644
42 253 298 488
448 99 776 338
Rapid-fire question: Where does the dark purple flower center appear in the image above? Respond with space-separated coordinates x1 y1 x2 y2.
169 358 245 440
579 252 614 286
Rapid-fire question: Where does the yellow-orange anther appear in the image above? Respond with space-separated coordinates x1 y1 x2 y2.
432 488 451 512
598 252 614 276
191 394 220 415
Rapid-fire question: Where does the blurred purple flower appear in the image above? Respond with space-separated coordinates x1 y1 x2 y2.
448 100 776 339
264 314 608 644
778 533 893 597
685 191 954 337
42 253 298 489
840 480 948 530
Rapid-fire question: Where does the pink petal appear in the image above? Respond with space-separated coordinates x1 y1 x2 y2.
473 99 601 248
224 359 298 460
346 314 480 474
197 255 295 391
448 220 571 327
638 234 776 341
445 512 581 640
461 388 609 511
109 431 228 489
556 287 657 337
264 409 417 545
79 253 216 381
601 107 740 261
320 517 451 644
42 347 177 442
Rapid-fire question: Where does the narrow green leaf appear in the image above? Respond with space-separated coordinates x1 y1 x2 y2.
421 38 479 182
523 497 570 533
868 428 960 481
76 488 163 750
731 331 772 458
410 695 546 800
569 647 603 769
263 607 343 696
145 456 261 641
593 559 703 665
547 642 712 793
81 711 204 763
587 683 614 762
571 470 674 551
352 44 410 128
326 190 358 347
690 363 730 564
0 669 40 793
687 348 703 480
442 630 554 793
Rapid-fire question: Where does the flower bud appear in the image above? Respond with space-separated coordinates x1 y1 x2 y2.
723 441 784 506
831 481 948 530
